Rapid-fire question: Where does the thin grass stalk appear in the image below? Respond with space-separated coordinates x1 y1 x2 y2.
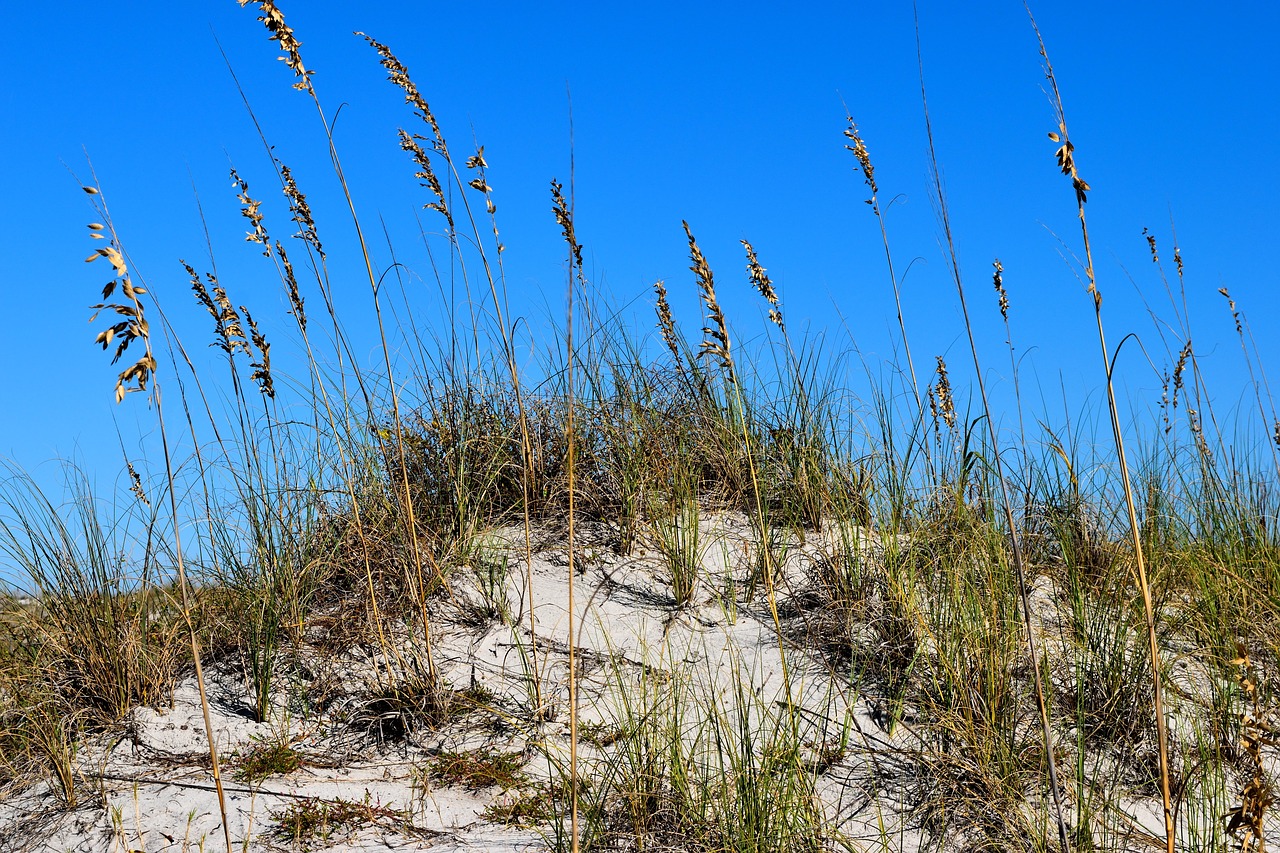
1025 7 1174 851
683 221 799 739
238 1 444 680
551 157 584 853
359 31 547 711
913 11 1069 852
215 31 405 682
842 108 920 407
82 183 233 853
1219 287 1280 482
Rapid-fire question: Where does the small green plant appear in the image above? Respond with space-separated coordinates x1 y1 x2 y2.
651 478 703 608
422 748 528 791
234 737 303 784
483 783 565 827
271 794 409 848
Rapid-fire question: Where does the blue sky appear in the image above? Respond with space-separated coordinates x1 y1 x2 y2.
1 1 1277 491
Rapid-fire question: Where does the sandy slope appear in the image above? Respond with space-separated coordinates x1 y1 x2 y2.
0 512 1256 852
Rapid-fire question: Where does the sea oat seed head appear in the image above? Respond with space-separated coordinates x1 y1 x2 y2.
843 116 878 200
239 1 314 94
742 239 784 332
653 280 681 363
683 221 733 376
933 356 956 430
992 259 1009 321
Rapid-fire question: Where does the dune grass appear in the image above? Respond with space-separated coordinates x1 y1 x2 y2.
1 2 1277 852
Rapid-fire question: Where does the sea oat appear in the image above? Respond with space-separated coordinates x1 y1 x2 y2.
275 240 306 331
843 116 878 200
933 356 955 430
232 169 272 258
238 1 313 93
280 164 324 259
683 221 732 375
742 239 784 332
992 259 1009 321
550 180 584 271
653 280 681 363
126 461 149 507
86 233 154 404
359 33 445 151
1220 287 1243 334
1172 340 1192 409
243 308 275 398
185 263 249 356
399 130 453 227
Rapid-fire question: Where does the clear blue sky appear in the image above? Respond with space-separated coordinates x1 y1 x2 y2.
1 1 1277 490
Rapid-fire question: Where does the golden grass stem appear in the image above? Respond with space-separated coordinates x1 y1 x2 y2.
83 184 234 853
913 11 1070 852
1025 7 1175 851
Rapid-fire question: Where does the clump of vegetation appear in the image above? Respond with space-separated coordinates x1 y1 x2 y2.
234 737 303 783
0 3 1275 853
422 748 528 791
271 795 410 849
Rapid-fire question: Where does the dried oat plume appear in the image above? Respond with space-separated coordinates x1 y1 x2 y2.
843 116 878 201
931 356 956 431
238 0 313 94
742 239 784 332
653 279 681 363
232 169 272 257
244 308 275 398
359 33 445 151
683 221 733 376
399 130 453 228
992 259 1009 321
86 216 155 404
185 263 249 357
551 180 584 273
126 461 149 506
280 163 324 260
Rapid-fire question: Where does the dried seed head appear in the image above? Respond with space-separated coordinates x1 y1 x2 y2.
126 461 149 506
653 280 681 362
231 169 271 258
359 33 445 151
932 357 956 430
185 262 249 356
1172 340 1192 407
86 219 155 404
1219 287 1243 334
992 259 1009 321
550 180 584 271
280 164 324 260
683 221 733 377
1048 131 1090 205
1143 227 1159 263
238 1 313 94
843 116 878 200
399 130 453 228
243 308 275 398
742 239 784 332
274 241 306 331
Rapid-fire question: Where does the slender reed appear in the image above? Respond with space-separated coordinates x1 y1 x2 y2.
83 185 233 853
913 11 1069 852
1026 7 1174 851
